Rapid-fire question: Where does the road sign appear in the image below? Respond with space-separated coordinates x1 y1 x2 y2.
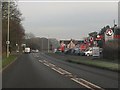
106 29 113 36
105 29 114 41
92 47 100 57
96 35 103 40
6 41 10 45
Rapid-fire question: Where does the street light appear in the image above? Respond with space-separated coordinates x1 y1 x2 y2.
21 44 26 52
48 36 49 53
7 1 10 58
42 38 43 52
16 44 19 53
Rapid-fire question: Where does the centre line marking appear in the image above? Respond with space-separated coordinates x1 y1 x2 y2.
80 78 103 89
48 63 56 67
71 78 92 89
38 59 104 90
51 68 64 75
39 60 43 63
43 63 50 67
58 68 72 75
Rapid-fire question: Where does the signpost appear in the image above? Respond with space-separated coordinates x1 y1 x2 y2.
105 29 114 42
92 47 100 58
7 1 10 58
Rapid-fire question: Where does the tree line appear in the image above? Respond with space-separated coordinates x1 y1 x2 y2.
2 1 25 54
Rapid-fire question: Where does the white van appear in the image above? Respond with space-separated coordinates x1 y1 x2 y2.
24 47 31 53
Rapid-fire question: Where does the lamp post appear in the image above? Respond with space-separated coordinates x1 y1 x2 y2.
48 36 49 53
21 44 26 52
42 38 43 52
7 1 10 58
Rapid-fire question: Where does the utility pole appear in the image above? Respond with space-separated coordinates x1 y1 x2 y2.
7 1 10 58
48 36 49 53
113 19 115 27
42 38 43 52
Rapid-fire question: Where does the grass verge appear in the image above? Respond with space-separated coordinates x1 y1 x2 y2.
2 54 17 69
66 59 119 72
46 53 119 72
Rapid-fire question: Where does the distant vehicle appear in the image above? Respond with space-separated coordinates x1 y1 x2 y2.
74 48 85 56
79 50 85 56
35 49 39 53
99 48 103 54
85 48 93 56
64 48 68 53
74 48 80 55
54 48 57 53
31 49 39 53
16 50 19 53
64 48 73 54
24 47 31 53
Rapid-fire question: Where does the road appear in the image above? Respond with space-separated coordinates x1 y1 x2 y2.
2 52 118 89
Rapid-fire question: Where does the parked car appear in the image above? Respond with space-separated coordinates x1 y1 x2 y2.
35 49 39 53
64 48 69 53
79 50 85 56
74 48 85 56
54 48 57 53
54 48 62 53
85 48 93 56
99 48 103 54
74 48 80 55
31 49 39 53
64 48 75 54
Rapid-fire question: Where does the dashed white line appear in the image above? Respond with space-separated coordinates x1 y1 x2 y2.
39 60 43 63
38 59 104 90
71 78 93 89
58 68 72 75
51 67 65 75
43 63 50 67
80 78 103 89
48 63 56 67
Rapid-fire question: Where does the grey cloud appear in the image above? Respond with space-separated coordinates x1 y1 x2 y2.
18 2 118 39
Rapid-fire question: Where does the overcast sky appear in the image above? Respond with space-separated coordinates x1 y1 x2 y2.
18 0 118 40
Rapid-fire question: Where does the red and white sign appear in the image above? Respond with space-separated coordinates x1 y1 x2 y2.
106 29 113 36
105 29 114 41
90 37 94 42
96 35 103 40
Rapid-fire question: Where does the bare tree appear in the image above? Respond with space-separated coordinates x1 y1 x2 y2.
2 1 25 52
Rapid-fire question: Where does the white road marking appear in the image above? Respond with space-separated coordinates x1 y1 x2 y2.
80 78 103 89
43 63 50 67
51 67 65 75
58 68 72 75
48 63 56 67
71 78 92 89
38 59 104 90
43 60 48 63
39 60 43 63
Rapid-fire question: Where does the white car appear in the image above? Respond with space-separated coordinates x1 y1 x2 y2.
85 49 93 56
31 49 39 53
35 49 39 53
